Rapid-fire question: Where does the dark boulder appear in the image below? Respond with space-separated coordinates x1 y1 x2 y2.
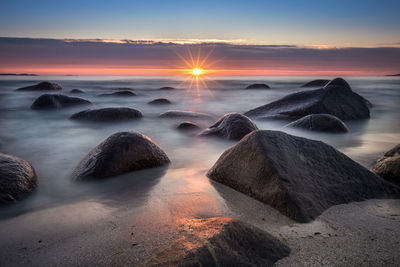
98 91 136 97
73 131 170 181
301 79 330 87
246 83 270 89
207 130 400 222
177 121 201 131
148 98 171 105
159 86 176 90
285 114 349 133
0 152 37 204
159 110 215 120
31 94 91 109
70 89 85 94
244 78 371 120
16 81 62 91
199 113 258 140
372 144 400 185
144 217 290 266
70 107 143 122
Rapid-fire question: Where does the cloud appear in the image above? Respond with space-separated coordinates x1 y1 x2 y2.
0 37 399 75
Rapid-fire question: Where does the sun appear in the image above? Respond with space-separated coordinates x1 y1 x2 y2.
191 68 204 76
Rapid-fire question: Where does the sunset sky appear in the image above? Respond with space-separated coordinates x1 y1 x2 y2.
1 0 399 76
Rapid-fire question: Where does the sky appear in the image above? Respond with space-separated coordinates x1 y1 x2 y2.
1 0 400 75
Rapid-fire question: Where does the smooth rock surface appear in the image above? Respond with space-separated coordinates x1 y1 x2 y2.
199 113 258 140
16 81 62 91
148 98 171 105
159 86 176 90
159 110 214 119
70 107 143 122
207 130 400 222
301 79 330 87
246 83 270 89
31 94 91 109
144 217 290 266
98 91 136 97
176 121 201 131
73 131 170 180
70 89 84 94
285 114 349 133
244 78 371 120
0 152 37 204
372 144 400 185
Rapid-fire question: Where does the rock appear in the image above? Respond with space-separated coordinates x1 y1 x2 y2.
177 121 201 131
31 94 91 109
285 114 349 133
16 81 62 91
372 144 400 185
246 83 270 89
159 86 176 90
98 91 137 97
301 79 330 87
0 152 37 204
148 98 171 105
159 110 215 120
73 131 170 180
244 78 371 120
70 107 143 122
70 89 85 94
207 130 400 222
144 217 290 266
199 113 258 140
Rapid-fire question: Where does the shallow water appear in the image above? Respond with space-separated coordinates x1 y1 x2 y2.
0 75 399 224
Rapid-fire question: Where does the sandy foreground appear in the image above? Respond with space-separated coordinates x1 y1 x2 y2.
0 163 399 267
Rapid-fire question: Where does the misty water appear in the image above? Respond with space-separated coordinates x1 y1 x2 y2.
0 75 399 225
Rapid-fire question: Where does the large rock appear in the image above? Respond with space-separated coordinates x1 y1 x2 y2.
73 131 170 180
144 217 290 266
98 91 137 97
70 107 143 122
246 83 270 89
199 113 258 140
159 110 214 120
207 130 400 222
16 81 62 91
285 114 349 133
372 144 400 185
148 98 171 105
31 94 91 109
0 152 37 204
244 78 371 120
301 79 330 87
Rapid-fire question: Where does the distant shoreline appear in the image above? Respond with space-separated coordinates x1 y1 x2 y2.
0 73 38 76
385 74 400 76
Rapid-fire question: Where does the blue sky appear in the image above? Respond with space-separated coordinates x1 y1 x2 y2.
1 0 399 46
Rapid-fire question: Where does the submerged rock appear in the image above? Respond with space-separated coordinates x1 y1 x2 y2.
0 152 37 204
159 110 214 120
159 86 176 90
98 91 137 97
73 131 170 180
16 81 62 91
244 78 371 120
246 83 270 89
31 94 91 109
70 107 143 121
70 89 85 94
177 121 201 131
199 113 258 140
372 144 400 185
285 114 349 133
148 98 171 105
144 217 290 266
207 130 400 222
301 79 330 87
